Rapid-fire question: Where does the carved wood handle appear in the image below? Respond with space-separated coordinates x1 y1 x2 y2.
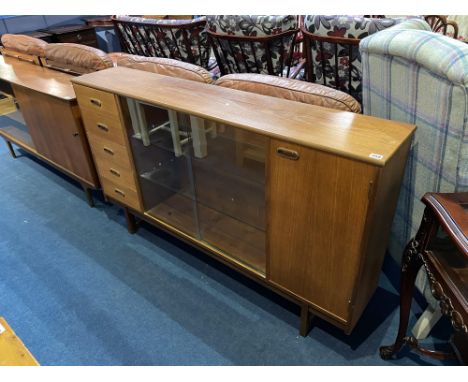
97 123 109 132
90 98 102 107
109 168 120 177
114 188 125 197
276 147 300 160
103 147 114 155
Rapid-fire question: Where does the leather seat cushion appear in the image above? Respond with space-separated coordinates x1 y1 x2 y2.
215 73 361 113
108 53 213 84
44 43 113 74
1 34 48 57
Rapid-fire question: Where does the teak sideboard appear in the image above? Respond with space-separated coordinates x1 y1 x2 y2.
0 56 99 204
71 67 416 335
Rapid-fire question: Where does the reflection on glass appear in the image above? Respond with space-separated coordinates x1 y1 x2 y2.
124 97 267 274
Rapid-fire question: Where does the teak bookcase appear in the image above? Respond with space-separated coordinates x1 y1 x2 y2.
72 67 416 335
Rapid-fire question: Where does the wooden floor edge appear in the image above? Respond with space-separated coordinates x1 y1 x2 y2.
0 317 40 366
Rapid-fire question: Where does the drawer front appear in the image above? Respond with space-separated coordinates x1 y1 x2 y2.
101 177 141 210
97 161 137 192
87 132 133 171
81 109 126 146
74 84 119 116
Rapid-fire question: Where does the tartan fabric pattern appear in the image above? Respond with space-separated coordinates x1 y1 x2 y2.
113 16 210 69
361 27 468 258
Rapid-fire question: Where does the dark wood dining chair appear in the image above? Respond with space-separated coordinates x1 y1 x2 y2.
424 15 459 39
112 15 210 69
301 15 402 104
206 15 299 77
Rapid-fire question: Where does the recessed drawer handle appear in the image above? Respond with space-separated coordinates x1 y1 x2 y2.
114 188 125 197
103 147 114 155
90 98 102 107
97 123 109 132
109 168 120 177
276 147 300 160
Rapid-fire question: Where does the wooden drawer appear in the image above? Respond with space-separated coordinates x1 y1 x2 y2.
96 161 137 193
101 176 141 211
87 132 133 171
74 84 119 116
81 108 126 146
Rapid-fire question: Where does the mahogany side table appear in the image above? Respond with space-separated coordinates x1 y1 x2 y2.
380 192 468 364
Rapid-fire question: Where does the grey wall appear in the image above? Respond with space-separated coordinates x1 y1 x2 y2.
0 15 107 34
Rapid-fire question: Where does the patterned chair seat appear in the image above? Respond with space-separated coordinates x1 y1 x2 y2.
302 15 406 103
112 16 210 69
206 15 299 77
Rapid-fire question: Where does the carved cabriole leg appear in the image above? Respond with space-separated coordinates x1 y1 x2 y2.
299 303 313 337
380 207 438 360
124 207 138 234
6 140 17 158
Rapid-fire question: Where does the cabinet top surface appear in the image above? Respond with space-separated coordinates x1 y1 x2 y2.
0 55 75 101
73 67 416 166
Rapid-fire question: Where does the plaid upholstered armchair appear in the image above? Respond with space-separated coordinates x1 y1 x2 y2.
206 15 299 77
360 19 468 259
301 15 403 103
112 16 210 69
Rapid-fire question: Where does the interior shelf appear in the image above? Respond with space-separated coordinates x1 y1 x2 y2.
147 193 266 275
0 110 36 151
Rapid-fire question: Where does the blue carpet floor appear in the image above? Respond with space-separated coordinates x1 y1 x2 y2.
0 142 458 366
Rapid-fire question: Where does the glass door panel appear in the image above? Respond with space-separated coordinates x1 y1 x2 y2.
122 97 267 274
190 120 267 274
124 98 198 237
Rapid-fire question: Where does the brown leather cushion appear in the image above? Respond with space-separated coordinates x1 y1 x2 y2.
1 34 48 57
44 43 113 74
215 74 361 113
108 52 213 84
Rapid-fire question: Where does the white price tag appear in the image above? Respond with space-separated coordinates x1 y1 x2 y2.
369 153 384 160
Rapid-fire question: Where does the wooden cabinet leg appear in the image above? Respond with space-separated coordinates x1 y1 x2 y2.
82 184 94 208
6 141 17 159
299 303 313 337
380 238 424 359
124 207 138 234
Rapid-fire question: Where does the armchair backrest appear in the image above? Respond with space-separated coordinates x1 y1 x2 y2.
112 15 209 69
0 34 48 64
206 15 298 77
215 73 361 112
302 15 406 103
41 43 113 75
360 24 468 259
109 52 213 83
